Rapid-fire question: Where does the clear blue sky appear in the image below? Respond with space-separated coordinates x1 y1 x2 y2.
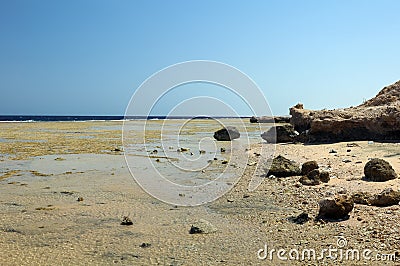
1 0 399 116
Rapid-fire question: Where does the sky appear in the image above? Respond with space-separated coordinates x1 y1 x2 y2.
1 0 400 116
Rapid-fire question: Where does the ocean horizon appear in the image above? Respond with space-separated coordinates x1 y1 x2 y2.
0 115 252 122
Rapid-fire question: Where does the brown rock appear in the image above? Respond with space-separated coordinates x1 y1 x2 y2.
261 124 298 143
267 155 301 177
301 161 319 175
369 188 400 207
364 158 397 182
318 195 354 219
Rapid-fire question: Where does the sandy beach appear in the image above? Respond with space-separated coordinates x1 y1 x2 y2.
0 120 399 265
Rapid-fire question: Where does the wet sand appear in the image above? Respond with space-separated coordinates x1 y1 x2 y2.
0 121 399 265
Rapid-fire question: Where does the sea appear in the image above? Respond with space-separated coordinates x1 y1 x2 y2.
0 115 247 122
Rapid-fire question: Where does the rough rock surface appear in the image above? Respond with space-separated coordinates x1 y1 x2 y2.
364 158 398 182
290 80 400 142
261 124 298 143
318 195 354 219
213 126 240 141
267 155 301 177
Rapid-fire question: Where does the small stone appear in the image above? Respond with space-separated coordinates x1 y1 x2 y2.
140 243 151 248
189 219 217 234
220 147 226 153
199 150 206 154
221 160 228 164
121 216 133 226
77 197 84 202
155 159 160 162
289 212 310 224
342 159 352 163
329 149 338 154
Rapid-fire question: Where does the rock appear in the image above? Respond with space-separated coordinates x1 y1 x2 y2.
289 212 310 225
299 169 320 186
139 243 151 248
267 155 301 177
189 219 217 234
261 124 298 143
220 147 226 152
250 116 290 123
121 216 133 226
329 149 338 154
299 169 330 186
213 126 240 141
318 195 354 219
301 161 319 175
290 80 400 142
77 197 84 202
352 191 372 205
199 150 206 154
319 171 330 183
369 188 400 207
364 158 398 182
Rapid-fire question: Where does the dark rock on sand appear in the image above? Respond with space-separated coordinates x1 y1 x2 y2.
352 191 372 205
289 212 310 224
369 188 400 207
319 171 330 183
267 155 301 177
261 124 298 143
214 126 240 141
289 80 400 142
121 216 133 226
318 195 354 219
189 219 217 234
364 158 398 182
301 161 319 175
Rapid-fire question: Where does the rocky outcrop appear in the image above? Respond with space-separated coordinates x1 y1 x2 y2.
261 124 298 143
363 158 398 182
290 80 400 142
214 126 240 141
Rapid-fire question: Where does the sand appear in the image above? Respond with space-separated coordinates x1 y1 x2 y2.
0 120 399 265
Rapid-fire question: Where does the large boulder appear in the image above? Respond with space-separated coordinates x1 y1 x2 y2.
318 195 354 219
267 155 301 177
213 126 240 141
364 158 397 182
290 80 400 143
261 124 298 143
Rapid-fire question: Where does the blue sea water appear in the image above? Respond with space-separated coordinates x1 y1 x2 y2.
0 115 247 122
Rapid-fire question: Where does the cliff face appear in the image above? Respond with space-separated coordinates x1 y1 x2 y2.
290 80 400 143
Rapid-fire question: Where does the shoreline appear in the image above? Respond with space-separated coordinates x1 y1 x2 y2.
0 121 399 265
